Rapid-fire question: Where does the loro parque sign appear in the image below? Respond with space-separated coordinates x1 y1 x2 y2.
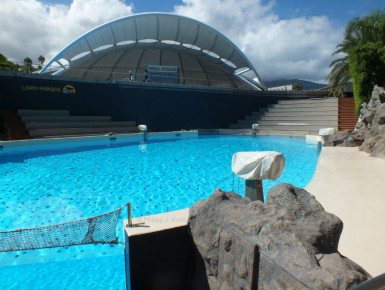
21 84 76 95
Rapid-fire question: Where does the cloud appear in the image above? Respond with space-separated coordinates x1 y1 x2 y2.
0 0 133 65
0 0 344 82
174 0 344 82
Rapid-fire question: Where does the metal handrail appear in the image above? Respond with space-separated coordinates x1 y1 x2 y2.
44 67 253 90
350 273 385 290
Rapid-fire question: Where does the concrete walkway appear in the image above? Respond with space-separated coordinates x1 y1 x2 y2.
306 146 385 277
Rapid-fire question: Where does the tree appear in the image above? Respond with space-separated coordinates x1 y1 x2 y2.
0 53 21 71
349 42 385 113
326 54 350 97
38 55 45 66
327 9 385 114
24 57 32 73
292 81 302 91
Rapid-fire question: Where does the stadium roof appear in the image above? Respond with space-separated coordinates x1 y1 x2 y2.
41 13 266 90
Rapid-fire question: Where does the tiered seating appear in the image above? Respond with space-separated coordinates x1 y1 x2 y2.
229 98 338 136
18 109 138 138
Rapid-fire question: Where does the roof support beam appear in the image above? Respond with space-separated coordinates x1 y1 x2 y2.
108 50 129 80
196 58 211 86
192 25 200 45
134 48 146 76
156 15 160 40
85 39 94 56
175 18 180 40
209 34 218 51
133 18 138 41
109 26 117 46
177 52 185 84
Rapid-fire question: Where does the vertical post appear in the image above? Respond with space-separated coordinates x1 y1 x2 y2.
127 202 133 227
256 179 264 203
245 179 264 203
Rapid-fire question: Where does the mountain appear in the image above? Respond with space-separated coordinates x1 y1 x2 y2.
263 79 328 91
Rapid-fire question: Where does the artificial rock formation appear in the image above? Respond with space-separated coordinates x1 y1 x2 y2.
356 85 385 158
188 185 371 289
326 85 385 158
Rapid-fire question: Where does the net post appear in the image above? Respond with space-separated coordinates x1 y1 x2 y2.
127 202 133 227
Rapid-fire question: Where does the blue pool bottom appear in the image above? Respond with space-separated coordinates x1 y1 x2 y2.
0 135 321 289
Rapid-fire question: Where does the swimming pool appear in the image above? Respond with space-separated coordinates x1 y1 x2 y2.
0 135 321 289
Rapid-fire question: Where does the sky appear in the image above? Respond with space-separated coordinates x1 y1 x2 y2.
0 0 384 83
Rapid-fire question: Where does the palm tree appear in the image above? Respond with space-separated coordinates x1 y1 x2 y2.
327 9 385 98
326 54 350 97
38 55 45 66
24 57 32 73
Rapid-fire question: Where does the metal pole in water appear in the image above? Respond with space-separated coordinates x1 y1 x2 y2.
127 202 132 227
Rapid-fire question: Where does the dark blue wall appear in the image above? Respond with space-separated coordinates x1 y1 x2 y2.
0 72 326 132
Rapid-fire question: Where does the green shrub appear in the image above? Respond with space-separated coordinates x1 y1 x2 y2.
348 42 385 115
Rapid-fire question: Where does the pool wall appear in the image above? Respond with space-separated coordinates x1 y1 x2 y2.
124 209 197 290
0 71 327 132
0 131 198 151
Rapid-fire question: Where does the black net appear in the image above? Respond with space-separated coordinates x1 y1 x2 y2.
0 203 127 252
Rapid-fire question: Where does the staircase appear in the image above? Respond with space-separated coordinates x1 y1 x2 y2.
338 98 357 131
0 110 30 140
18 109 138 138
229 98 338 136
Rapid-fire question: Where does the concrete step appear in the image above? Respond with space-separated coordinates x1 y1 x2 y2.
265 111 337 116
257 124 337 131
229 124 250 129
238 119 260 125
198 128 252 135
272 103 338 109
244 115 261 120
21 115 112 122
25 121 136 129
278 98 338 105
231 122 338 129
18 109 70 116
256 129 319 137
29 127 139 138
257 120 338 126
258 115 338 121
267 107 338 113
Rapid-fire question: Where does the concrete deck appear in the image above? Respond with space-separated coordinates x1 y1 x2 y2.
124 208 189 237
306 146 385 277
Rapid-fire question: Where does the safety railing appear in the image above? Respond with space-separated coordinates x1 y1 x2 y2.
43 67 254 90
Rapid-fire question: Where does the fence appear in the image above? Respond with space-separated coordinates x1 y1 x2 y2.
0 203 131 252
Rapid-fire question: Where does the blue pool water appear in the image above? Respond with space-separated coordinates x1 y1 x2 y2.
0 135 320 289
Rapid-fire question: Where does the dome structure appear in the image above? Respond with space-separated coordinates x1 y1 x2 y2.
41 13 266 90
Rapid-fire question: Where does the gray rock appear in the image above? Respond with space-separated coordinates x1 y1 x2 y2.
329 85 385 158
325 130 362 147
326 130 355 147
188 186 371 289
358 86 385 158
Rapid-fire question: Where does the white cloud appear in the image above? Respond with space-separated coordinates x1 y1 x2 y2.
0 0 133 65
174 0 343 82
0 0 343 82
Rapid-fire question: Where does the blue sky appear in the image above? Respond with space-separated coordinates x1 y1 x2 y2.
1 0 384 82
45 0 383 26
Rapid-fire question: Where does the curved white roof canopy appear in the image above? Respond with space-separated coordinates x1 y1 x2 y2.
41 13 266 90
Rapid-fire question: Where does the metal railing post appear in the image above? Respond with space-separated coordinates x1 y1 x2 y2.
127 202 132 227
